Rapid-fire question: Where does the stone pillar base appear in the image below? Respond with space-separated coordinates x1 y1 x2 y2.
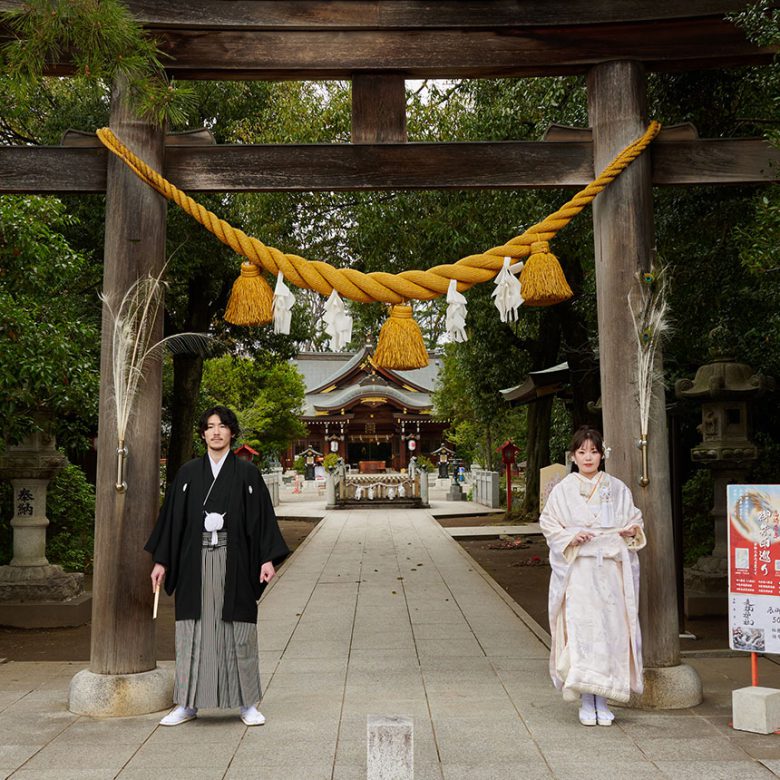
68 666 173 717
629 663 703 709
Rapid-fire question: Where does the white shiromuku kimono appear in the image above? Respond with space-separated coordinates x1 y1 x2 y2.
540 471 646 703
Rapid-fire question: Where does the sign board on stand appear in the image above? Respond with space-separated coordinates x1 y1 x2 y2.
727 484 780 654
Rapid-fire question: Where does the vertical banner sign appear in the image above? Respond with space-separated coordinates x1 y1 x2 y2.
727 484 780 653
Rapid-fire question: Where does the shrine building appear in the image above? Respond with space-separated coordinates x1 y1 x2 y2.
287 347 448 473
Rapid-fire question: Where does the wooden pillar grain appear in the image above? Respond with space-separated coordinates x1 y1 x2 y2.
90 82 166 675
587 62 679 670
351 74 407 143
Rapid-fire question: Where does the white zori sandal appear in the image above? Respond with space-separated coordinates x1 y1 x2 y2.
160 705 197 726
240 705 266 726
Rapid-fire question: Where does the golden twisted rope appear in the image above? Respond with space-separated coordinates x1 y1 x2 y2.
97 121 661 304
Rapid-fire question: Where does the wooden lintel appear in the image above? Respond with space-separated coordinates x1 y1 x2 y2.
1 139 778 195
0 1 759 30
150 21 774 80
652 139 780 185
125 1 764 30
0 12 772 79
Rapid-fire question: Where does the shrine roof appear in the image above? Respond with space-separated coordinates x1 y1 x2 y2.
304 383 432 415
294 348 371 393
293 348 442 396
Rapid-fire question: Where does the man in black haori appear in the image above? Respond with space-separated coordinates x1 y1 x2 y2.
147 406 289 726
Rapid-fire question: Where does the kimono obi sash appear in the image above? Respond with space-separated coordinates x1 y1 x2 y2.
202 530 228 548
576 530 625 562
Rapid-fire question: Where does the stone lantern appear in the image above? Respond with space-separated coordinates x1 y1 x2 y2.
431 445 455 480
0 426 90 627
297 446 322 482
675 330 774 616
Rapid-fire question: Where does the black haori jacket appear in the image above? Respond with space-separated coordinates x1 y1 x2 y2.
145 452 289 623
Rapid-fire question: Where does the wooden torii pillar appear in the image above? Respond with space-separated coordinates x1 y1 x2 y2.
68 81 172 715
588 61 701 707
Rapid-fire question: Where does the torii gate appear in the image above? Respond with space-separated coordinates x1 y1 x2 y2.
1 0 778 715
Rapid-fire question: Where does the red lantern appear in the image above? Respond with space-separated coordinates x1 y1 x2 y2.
498 440 521 512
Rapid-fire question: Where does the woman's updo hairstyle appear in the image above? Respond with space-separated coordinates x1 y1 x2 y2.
568 426 605 457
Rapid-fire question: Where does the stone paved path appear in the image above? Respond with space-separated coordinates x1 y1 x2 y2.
1 508 779 779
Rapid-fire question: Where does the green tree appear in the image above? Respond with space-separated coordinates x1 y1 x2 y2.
198 355 306 465
0 196 100 451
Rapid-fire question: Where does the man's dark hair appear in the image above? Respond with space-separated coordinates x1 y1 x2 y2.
198 406 240 439
568 426 604 456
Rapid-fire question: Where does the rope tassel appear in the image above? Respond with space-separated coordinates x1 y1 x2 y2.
224 262 273 326
374 305 429 370
519 239 573 307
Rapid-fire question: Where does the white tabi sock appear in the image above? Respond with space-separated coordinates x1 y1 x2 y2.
594 695 614 723
578 692 597 725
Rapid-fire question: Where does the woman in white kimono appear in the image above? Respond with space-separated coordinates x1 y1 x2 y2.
540 426 645 726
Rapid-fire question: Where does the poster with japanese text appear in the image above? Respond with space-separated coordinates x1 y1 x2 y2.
728 484 780 653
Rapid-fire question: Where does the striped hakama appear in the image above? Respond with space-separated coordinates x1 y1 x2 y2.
173 533 261 709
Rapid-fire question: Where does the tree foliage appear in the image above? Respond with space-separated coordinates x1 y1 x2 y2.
0 196 100 450
198 355 306 465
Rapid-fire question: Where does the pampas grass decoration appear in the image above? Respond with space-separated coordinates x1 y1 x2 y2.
373 304 429 370
629 264 670 443
518 239 573 306
224 262 273 326
628 263 670 487
100 268 210 491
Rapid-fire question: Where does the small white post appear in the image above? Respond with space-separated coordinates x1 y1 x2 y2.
367 714 413 780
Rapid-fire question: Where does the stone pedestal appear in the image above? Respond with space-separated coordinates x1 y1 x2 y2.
448 481 465 501
0 428 90 627
0 564 82 602
630 663 703 709
69 667 173 717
